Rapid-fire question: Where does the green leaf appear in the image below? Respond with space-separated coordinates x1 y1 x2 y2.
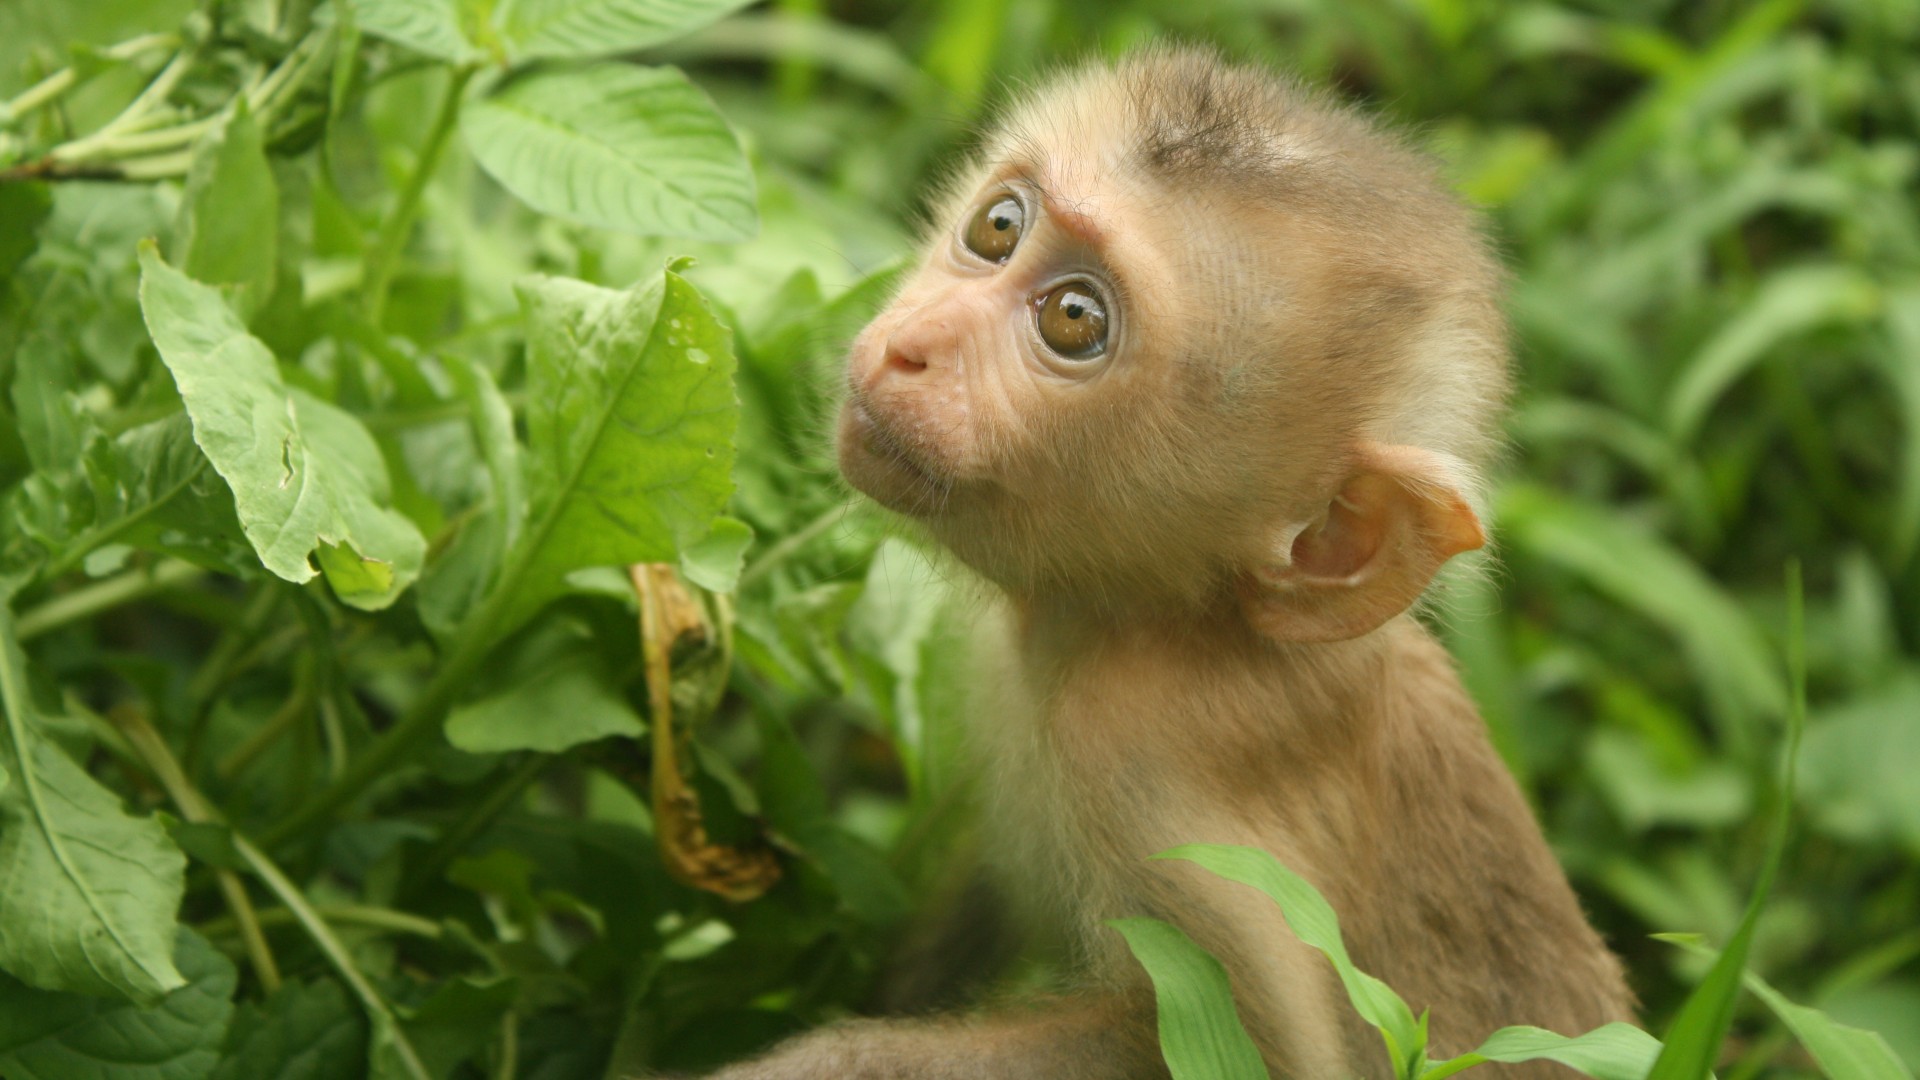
1797 672 1920 853
478 269 737 648
1155 843 1424 1074
1424 1023 1663 1080
1667 265 1881 440
463 64 756 241
496 0 754 59
0 929 236 1080
446 621 645 753
1110 917 1271 1080
347 0 484 62
0 608 187 1004
172 99 278 307
678 515 752 592
212 978 368 1080
1660 935 1913 1080
1646 564 1808 1079
417 355 524 644
136 243 427 610
1497 484 1786 730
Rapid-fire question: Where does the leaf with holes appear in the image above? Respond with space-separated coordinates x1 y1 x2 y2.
136 243 426 610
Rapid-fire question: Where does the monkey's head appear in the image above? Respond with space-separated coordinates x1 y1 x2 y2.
839 47 1507 642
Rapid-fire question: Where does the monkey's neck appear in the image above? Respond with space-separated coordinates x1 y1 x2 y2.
1008 590 1403 753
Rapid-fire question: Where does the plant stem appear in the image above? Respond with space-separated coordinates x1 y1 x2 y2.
736 503 851 590
0 33 179 123
110 708 283 994
201 901 445 941
234 833 434 1080
261 601 494 846
15 559 204 640
402 754 550 899
362 64 475 325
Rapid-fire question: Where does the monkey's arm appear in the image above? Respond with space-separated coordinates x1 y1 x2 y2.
690 994 1168 1080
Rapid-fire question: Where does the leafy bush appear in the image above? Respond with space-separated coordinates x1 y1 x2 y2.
0 1 1915 1078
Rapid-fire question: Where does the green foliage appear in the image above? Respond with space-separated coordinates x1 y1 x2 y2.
0 0 1915 1077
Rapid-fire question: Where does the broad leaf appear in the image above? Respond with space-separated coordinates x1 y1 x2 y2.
0 929 235 1080
446 621 645 753
211 978 368 1080
463 63 756 241
173 99 278 306
137 244 427 610
0 609 187 1004
496 0 754 60
1111 917 1271 1080
347 0 484 62
1156 843 1425 1074
477 269 737 647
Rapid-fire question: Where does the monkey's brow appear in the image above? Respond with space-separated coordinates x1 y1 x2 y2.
1002 162 1106 248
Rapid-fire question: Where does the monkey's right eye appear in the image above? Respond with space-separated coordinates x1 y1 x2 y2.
962 196 1024 262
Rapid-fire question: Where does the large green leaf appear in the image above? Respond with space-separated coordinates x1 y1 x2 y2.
1424 1023 1663 1080
172 99 277 306
445 620 644 753
1111 917 1271 1080
210 978 368 1080
1156 843 1425 1074
346 0 484 62
136 244 427 610
496 0 754 59
0 929 235 1080
463 63 756 241
0 608 187 1004
476 269 738 648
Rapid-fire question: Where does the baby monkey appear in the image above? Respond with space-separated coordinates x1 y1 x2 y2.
713 46 1632 1079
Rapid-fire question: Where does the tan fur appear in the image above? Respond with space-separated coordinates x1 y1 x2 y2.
694 46 1631 1079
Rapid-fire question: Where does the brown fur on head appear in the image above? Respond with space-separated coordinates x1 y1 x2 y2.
838 45 1507 636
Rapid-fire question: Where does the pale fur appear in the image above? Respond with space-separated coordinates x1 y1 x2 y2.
682 46 1632 1080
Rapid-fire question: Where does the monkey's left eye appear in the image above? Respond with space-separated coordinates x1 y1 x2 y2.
1035 282 1109 360
963 196 1024 262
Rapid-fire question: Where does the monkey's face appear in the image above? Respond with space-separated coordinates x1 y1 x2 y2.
837 155 1303 601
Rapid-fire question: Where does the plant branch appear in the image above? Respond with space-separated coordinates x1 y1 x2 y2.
0 33 179 122
110 708 282 994
15 559 204 640
362 64 476 325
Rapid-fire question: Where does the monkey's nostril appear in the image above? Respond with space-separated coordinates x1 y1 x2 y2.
883 346 928 374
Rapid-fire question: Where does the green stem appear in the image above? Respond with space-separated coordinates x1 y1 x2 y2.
201 902 445 941
15 559 204 640
401 754 550 899
0 33 179 122
110 708 283 995
235 833 434 1080
362 64 476 325
260 595 496 845
737 503 851 590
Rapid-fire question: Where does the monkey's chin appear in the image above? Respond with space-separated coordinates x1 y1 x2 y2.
837 403 951 518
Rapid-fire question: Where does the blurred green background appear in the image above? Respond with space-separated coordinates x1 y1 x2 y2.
3 0 1917 1075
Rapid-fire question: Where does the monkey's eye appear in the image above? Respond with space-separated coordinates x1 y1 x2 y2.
1035 282 1109 360
963 196 1024 262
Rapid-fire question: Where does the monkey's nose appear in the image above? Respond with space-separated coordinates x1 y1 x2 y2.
882 343 928 376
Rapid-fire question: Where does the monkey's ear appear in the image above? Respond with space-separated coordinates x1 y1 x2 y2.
1241 443 1484 643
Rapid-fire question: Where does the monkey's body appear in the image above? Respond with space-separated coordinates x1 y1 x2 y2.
980 606 1631 1078
690 46 1634 1079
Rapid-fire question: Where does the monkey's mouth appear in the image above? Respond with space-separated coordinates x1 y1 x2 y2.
839 398 952 513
